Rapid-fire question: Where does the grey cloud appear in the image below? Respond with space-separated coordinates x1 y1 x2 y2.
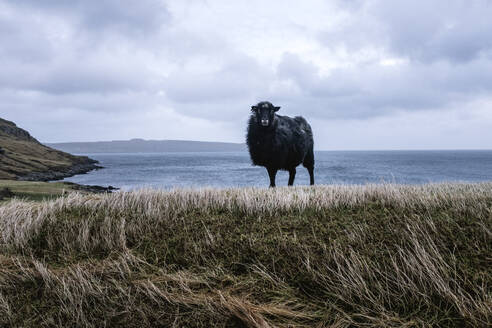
13 0 171 35
0 1 164 95
277 53 360 98
0 88 145 111
274 53 492 119
164 72 252 104
276 53 319 87
321 0 492 64
0 11 55 62
35 61 156 95
163 54 271 108
372 0 492 63
0 52 157 95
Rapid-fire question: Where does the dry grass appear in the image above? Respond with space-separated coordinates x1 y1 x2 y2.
0 183 491 327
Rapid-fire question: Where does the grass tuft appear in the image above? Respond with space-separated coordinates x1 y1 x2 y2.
0 183 491 327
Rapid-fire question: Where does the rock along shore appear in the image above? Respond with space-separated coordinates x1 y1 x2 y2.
17 161 103 182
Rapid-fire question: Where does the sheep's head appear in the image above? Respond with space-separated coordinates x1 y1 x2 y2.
251 101 280 127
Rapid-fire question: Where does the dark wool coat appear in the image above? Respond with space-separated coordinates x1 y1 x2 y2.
247 114 314 171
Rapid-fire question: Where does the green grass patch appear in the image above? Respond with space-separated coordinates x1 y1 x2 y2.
0 179 76 203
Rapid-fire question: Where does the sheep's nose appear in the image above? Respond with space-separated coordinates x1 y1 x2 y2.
261 119 269 126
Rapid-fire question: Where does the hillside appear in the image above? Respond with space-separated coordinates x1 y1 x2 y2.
0 118 99 181
0 184 490 327
46 138 247 153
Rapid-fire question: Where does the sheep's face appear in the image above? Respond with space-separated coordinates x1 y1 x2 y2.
251 101 280 127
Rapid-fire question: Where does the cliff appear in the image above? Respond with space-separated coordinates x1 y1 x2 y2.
0 118 100 181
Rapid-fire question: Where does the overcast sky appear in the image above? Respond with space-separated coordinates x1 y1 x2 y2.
1 0 492 150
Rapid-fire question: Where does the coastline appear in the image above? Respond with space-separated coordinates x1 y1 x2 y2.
17 161 103 182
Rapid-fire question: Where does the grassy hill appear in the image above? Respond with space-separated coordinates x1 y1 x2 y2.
0 118 99 181
0 184 490 327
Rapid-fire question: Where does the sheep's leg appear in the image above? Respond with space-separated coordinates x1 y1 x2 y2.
308 167 314 185
267 167 277 188
303 148 315 186
288 168 296 186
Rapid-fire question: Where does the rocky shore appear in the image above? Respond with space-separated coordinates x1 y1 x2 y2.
18 161 103 182
62 181 118 193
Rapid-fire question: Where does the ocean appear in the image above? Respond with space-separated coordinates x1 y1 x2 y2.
62 150 492 190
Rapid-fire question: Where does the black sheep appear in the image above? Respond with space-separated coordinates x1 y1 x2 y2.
246 101 314 187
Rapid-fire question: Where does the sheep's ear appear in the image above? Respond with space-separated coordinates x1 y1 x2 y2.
251 106 258 112
273 106 281 112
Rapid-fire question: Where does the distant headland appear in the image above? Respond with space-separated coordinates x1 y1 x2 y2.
45 138 247 153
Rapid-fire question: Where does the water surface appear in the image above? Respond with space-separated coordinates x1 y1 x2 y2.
62 150 492 190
